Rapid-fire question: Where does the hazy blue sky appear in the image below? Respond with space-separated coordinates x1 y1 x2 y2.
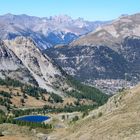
0 0 140 21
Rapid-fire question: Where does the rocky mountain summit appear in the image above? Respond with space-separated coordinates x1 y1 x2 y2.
0 14 108 49
45 13 140 94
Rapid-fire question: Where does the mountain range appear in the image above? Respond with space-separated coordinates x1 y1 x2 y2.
45 13 140 94
0 13 140 94
0 13 108 49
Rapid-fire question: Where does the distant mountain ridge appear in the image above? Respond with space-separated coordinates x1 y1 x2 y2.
0 13 108 49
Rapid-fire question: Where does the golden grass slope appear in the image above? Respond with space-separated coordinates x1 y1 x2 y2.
49 84 140 140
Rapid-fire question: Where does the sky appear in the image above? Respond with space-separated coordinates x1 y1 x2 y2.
0 0 140 21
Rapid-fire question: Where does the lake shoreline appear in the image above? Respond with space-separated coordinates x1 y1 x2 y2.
14 115 50 123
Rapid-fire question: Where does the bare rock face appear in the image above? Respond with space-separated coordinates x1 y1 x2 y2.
45 13 140 94
0 39 36 84
5 37 70 94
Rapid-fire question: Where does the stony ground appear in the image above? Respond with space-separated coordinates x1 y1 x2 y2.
0 123 48 140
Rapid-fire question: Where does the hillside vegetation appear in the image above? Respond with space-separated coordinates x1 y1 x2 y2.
0 77 109 114
0 77 109 139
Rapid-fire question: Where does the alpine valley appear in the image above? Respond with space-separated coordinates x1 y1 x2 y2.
0 12 140 140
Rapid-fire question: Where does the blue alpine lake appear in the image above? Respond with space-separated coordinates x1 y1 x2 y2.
15 115 50 123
